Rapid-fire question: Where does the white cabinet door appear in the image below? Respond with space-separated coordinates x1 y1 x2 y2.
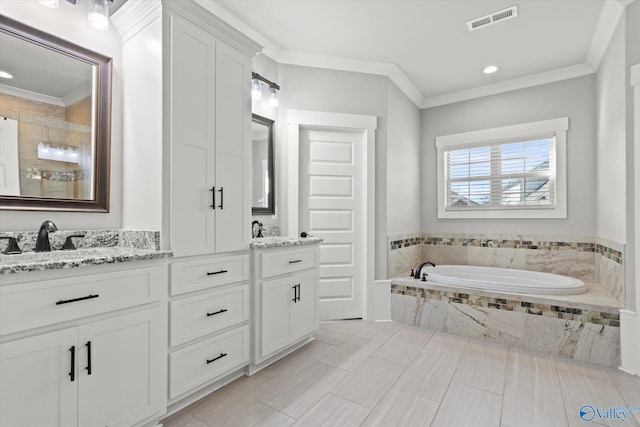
214 41 251 253
78 308 165 427
167 13 217 257
260 276 295 358
0 328 78 427
291 273 319 340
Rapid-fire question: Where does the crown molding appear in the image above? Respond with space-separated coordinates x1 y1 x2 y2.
279 50 424 107
422 63 595 109
586 0 625 71
0 84 64 107
111 0 162 43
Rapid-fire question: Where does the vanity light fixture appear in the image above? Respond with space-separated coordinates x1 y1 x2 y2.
484 65 499 74
38 0 113 31
252 72 280 108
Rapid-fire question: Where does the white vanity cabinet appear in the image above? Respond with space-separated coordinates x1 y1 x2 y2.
164 2 259 258
250 244 320 371
0 261 168 427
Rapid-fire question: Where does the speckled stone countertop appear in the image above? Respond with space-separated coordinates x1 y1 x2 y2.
250 236 323 249
0 230 171 275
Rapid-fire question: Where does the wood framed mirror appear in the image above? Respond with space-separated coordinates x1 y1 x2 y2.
0 15 112 212
251 114 275 215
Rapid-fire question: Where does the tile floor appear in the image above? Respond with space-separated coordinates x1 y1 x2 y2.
162 320 640 427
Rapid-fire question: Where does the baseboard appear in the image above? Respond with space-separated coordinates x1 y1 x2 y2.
618 366 638 377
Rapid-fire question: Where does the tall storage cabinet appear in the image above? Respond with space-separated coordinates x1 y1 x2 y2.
165 4 254 258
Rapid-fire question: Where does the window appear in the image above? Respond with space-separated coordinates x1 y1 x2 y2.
436 118 568 219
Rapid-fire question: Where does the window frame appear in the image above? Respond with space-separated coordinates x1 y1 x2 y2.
435 117 569 219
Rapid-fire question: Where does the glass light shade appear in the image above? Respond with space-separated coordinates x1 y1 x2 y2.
39 0 59 8
88 0 109 31
268 87 279 107
251 78 262 101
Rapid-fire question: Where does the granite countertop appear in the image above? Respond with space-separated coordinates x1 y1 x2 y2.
250 236 323 249
0 247 172 275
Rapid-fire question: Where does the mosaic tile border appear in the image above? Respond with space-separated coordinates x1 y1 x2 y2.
390 237 422 250
391 284 620 327
596 244 623 265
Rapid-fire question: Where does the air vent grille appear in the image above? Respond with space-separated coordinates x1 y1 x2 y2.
467 6 518 31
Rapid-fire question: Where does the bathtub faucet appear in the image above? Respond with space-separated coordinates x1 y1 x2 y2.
412 261 436 279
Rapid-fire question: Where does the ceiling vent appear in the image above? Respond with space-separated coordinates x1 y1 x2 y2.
467 6 518 31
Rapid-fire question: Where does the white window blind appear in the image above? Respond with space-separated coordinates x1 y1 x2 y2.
444 136 556 210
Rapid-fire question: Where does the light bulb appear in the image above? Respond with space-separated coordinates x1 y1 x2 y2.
39 0 59 8
88 0 109 31
483 65 498 74
251 78 262 101
268 87 279 107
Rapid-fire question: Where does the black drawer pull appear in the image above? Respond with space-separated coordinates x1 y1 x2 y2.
207 308 228 317
218 187 224 210
56 294 99 305
85 341 92 375
292 285 297 302
288 259 303 264
69 346 75 382
207 270 228 276
296 283 301 302
210 186 216 210
206 353 227 364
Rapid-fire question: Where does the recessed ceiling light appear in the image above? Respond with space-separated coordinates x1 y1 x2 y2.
0 70 13 79
484 65 498 74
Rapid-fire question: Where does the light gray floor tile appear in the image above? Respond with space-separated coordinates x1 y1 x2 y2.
314 320 368 346
267 339 337 377
567 415 608 426
501 348 568 427
219 401 295 427
452 340 508 395
361 386 439 427
161 412 208 427
554 355 616 381
331 356 406 408
610 370 640 424
558 370 639 427
430 382 502 427
393 332 468 402
292 393 370 427
371 326 434 365
252 361 349 419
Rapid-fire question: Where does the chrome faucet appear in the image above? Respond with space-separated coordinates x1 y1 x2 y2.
35 220 58 252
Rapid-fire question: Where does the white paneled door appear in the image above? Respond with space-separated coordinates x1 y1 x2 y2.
299 128 363 320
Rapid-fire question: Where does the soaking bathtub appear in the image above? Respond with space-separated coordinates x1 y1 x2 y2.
419 265 586 295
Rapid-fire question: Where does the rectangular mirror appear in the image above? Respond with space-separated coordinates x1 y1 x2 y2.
252 114 275 215
0 15 112 212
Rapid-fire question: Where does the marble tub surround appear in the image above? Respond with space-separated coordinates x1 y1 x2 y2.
391 278 621 367
387 232 423 279
250 235 323 249
0 229 161 253
388 232 626 305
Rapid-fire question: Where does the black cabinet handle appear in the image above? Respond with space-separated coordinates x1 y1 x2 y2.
210 186 216 210
56 294 99 305
206 353 227 364
218 187 224 209
297 284 301 302
288 259 303 264
207 270 228 276
207 308 228 317
85 341 92 375
69 346 75 382
292 285 297 302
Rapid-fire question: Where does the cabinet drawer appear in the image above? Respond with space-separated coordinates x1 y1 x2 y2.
171 254 249 296
169 325 249 400
0 265 164 336
260 247 318 279
170 284 249 347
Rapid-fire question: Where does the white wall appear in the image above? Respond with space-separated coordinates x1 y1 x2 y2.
276 64 390 279
421 75 597 237
386 80 421 235
596 18 626 244
0 1 123 232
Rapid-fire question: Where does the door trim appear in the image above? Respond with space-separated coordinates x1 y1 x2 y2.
286 110 377 320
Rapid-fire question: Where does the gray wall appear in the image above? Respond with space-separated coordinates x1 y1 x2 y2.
0 2 123 232
421 75 597 237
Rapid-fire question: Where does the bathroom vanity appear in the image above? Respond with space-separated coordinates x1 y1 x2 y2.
0 246 171 427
